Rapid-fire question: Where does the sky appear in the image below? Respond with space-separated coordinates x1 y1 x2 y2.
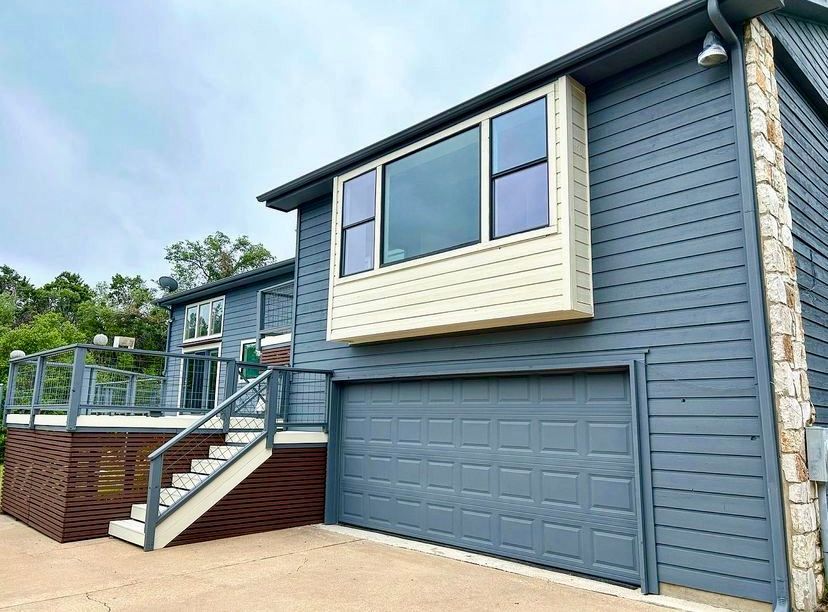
0 0 675 286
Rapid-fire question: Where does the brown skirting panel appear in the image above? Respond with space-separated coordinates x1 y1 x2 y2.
261 344 290 366
170 445 326 546
0 428 224 543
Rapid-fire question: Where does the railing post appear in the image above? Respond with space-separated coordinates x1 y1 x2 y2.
29 356 46 429
126 372 138 408
265 371 280 449
144 455 163 551
278 370 290 429
223 360 237 433
324 373 333 433
66 346 87 432
3 362 16 427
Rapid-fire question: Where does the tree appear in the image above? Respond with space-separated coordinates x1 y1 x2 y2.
80 274 168 351
36 272 93 324
0 265 37 324
164 231 275 290
0 312 86 377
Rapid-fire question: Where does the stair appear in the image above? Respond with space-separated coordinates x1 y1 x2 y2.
108 429 257 549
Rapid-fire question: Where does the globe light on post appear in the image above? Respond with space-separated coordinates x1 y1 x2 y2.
9 349 26 360
93 334 109 347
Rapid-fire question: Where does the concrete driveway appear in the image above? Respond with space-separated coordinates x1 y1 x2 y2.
0 514 703 611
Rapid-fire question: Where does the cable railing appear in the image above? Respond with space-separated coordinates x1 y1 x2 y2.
2 344 329 431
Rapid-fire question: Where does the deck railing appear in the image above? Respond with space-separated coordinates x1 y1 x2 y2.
2 344 331 431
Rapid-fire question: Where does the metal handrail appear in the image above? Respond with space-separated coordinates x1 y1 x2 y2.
9 343 265 365
148 369 272 461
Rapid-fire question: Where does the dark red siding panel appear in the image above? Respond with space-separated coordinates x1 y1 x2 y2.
261 344 291 366
169 445 326 546
0 428 223 543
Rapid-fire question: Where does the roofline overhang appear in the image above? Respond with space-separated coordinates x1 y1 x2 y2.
155 258 295 307
257 0 783 212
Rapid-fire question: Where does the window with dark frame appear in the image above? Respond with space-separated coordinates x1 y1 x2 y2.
382 127 481 265
341 169 376 276
490 98 550 239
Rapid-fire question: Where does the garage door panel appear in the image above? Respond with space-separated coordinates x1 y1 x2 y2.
339 372 639 584
341 480 638 532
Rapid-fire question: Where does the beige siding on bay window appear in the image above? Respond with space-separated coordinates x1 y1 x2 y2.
327 75 592 344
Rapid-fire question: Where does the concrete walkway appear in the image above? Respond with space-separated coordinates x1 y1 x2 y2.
0 514 687 611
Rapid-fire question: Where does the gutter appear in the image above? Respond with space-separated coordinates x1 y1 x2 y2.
706 0 791 609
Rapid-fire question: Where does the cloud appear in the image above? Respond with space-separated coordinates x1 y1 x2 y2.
0 0 674 286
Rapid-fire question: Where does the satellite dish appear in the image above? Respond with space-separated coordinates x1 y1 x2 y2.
158 276 179 292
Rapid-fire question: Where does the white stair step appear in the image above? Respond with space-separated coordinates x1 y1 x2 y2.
191 458 227 474
225 431 259 444
209 445 244 460
159 487 187 506
109 519 145 547
130 502 169 522
171 472 208 490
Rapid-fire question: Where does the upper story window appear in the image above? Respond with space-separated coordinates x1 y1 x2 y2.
491 99 549 238
382 128 480 264
184 297 224 341
341 170 376 276
334 84 555 280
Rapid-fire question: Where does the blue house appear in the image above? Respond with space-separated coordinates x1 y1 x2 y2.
254 1 828 609
155 260 295 412
4 1 828 610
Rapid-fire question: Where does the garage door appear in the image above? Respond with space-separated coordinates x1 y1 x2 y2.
338 371 640 584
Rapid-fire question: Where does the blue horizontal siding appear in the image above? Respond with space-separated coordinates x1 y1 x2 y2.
764 12 828 108
292 44 773 602
777 67 828 424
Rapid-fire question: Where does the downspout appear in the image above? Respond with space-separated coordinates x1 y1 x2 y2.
706 1 790 609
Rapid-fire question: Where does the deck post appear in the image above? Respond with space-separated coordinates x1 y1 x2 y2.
66 346 87 432
3 363 16 426
265 371 279 449
223 360 237 433
144 456 163 551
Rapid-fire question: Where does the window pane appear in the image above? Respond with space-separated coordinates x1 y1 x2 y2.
342 221 375 276
492 99 547 174
210 299 224 335
197 303 210 337
343 170 376 226
185 307 197 339
383 128 480 264
241 342 260 379
493 162 549 238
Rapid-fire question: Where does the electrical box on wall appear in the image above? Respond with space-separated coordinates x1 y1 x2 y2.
806 427 828 482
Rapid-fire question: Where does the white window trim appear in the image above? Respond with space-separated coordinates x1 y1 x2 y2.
182 295 226 344
176 341 222 414
330 80 558 287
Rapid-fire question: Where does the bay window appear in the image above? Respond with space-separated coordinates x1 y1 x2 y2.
336 87 555 279
327 75 591 344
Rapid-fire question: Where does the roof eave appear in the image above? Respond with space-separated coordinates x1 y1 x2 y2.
155 259 295 307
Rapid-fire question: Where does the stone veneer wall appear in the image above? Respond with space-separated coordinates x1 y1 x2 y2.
745 19 824 611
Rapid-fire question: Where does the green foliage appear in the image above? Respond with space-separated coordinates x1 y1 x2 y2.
165 231 275 290
0 312 85 379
